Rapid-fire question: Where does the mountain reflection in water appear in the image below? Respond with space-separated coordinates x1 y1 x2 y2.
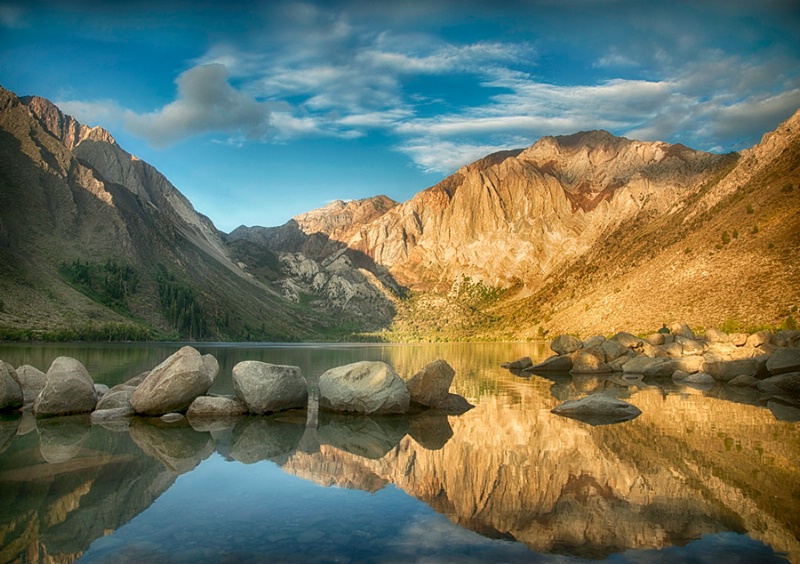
0 342 797 562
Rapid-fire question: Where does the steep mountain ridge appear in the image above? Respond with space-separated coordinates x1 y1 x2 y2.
0 86 331 340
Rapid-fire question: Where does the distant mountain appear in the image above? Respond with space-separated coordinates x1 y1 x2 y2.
1 84 797 340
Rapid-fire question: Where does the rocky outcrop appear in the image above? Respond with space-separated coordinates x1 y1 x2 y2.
232 361 308 414
33 357 97 417
318 361 410 415
130 347 218 416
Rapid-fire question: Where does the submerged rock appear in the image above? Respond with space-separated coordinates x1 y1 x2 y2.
501 357 533 370
551 394 641 426
319 361 410 415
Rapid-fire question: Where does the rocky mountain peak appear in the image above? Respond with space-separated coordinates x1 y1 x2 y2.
20 94 116 150
292 195 399 243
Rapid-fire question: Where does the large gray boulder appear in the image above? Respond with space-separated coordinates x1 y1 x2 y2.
670 323 696 339
703 357 764 382
676 336 705 356
600 339 631 362
766 347 800 376
622 356 665 374
746 330 772 348
551 334 583 355
232 361 308 414
130 347 218 416
0 362 23 410
96 385 135 410
704 328 729 342
403 359 455 407
14 364 46 405
319 361 410 415
551 394 641 426
33 357 97 417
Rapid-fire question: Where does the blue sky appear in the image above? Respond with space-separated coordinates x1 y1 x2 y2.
2 0 799 232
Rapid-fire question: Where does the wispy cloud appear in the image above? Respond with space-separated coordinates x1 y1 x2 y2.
56 1 800 174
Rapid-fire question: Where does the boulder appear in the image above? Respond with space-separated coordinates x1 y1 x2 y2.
746 330 772 348
704 342 738 358
670 323 696 339
702 357 764 382
33 357 97 417
94 383 110 398
758 372 800 397
766 347 800 376
501 357 532 370
704 328 729 342
90 406 134 424
551 394 641 426
318 361 410 415
676 337 705 356
583 335 606 349
600 339 629 362
730 333 749 346
432 393 475 415
682 372 716 387
646 333 665 346
232 361 308 414
672 370 690 381
14 365 46 404
570 347 611 374
658 342 683 358
524 354 573 372
551 334 583 356
772 330 800 348
728 374 760 387
187 395 249 418
96 385 135 410
643 356 705 377
610 332 643 349
130 347 217 416
0 362 23 410
622 356 664 374
404 359 455 407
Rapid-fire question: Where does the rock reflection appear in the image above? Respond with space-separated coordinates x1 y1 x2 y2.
317 412 409 460
37 414 90 463
228 415 305 463
129 418 214 474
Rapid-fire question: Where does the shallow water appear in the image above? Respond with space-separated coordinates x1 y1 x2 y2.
0 342 798 563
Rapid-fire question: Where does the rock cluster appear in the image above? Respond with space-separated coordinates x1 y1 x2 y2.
1 348 472 425
507 324 800 414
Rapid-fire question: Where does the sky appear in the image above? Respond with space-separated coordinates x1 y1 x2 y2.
1 0 799 232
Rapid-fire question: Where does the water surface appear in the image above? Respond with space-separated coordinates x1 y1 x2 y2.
0 342 798 562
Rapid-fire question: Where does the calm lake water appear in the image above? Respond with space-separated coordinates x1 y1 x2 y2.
1 341 798 563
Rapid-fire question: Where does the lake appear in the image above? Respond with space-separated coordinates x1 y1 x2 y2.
0 341 798 563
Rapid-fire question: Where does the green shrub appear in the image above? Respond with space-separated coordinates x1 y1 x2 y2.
721 231 731 245
783 315 798 331
746 204 754 214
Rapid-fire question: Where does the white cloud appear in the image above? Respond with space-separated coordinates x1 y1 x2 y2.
54 98 132 129
396 137 521 174
124 64 273 147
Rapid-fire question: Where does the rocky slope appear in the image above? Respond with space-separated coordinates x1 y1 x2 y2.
0 87 329 340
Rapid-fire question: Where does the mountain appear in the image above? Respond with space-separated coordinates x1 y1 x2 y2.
1 84 797 340
245 112 800 339
0 86 352 340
